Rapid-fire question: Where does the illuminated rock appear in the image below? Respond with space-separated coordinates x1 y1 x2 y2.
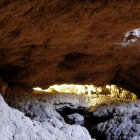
67 113 85 125
93 100 140 139
33 84 137 105
117 28 140 47
0 95 91 140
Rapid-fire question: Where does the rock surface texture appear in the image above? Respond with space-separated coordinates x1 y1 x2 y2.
0 0 140 94
67 113 85 125
0 94 91 140
8 92 140 140
93 101 140 140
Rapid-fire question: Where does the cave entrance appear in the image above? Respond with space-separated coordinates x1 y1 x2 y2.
33 84 137 107
33 84 137 139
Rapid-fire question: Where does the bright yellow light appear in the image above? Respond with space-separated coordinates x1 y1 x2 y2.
106 85 110 89
33 87 43 91
33 84 137 102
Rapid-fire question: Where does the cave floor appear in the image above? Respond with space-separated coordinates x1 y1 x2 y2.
5 91 137 140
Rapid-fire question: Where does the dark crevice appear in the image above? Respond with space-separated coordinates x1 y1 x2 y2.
111 73 140 98
0 65 22 84
58 52 88 70
58 107 112 140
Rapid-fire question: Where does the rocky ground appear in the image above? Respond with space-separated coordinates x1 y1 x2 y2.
94 101 140 140
3 91 140 140
1 93 92 140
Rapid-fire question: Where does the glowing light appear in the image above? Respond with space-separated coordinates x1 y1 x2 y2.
33 87 43 91
106 85 110 89
33 84 137 102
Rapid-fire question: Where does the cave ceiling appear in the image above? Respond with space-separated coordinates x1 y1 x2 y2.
0 0 140 94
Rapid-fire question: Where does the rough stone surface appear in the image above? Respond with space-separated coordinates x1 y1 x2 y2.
0 94 91 140
92 100 140 140
67 113 85 125
7 92 90 111
0 0 140 94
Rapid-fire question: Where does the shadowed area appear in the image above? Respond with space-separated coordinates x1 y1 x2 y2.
0 0 140 95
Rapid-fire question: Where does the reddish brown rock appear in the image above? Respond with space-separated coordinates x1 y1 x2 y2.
0 0 140 95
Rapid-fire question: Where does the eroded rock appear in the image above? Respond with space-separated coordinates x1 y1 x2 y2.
0 94 91 140
67 113 85 125
92 100 140 139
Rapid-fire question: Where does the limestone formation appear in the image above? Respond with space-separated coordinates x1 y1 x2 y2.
67 113 85 125
92 101 140 139
0 94 91 140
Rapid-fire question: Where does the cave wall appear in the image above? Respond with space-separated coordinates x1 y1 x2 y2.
0 0 140 94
